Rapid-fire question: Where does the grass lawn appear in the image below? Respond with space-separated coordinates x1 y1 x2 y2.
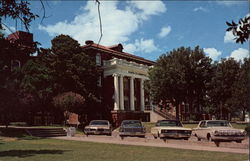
0 138 248 161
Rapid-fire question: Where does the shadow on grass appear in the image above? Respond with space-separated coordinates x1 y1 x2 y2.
0 149 69 158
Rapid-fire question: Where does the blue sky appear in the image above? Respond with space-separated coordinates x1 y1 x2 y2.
3 0 249 62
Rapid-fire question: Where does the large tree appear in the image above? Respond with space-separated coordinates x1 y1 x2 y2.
19 35 100 124
207 58 240 119
229 58 250 120
149 46 212 120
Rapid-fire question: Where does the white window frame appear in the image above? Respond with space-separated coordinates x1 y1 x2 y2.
96 53 101 66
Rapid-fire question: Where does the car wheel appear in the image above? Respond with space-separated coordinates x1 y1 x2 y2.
236 140 242 143
207 134 212 142
197 138 201 141
214 141 220 147
184 138 189 140
153 135 157 139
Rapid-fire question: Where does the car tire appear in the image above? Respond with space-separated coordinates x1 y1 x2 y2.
236 140 242 143
207 134 212 142
153 135 157 139
197 138 201 141
184 138 189 140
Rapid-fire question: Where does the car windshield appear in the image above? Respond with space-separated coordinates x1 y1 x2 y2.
122 120 142 128
207 121 231 127
90 120 108 126
157 120 183 127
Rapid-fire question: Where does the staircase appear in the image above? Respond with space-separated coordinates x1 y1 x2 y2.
26 128 67 137
153 107 176 120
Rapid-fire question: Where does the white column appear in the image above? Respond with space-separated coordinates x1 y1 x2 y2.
113 74 119 110
119 75 124 110
130 77 135 111
140 79 145 111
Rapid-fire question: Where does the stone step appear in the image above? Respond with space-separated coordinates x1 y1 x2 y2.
26 128 67 137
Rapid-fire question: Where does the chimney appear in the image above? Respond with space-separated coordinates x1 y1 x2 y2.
85 40 94 45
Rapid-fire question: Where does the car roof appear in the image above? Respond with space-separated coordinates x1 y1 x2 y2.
121 120 142 123
158 120 179 122
90 120 109 122
201 120 228 122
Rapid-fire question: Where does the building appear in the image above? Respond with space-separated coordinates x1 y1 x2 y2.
81 40 155 126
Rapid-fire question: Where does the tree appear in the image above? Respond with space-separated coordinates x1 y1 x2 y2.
149 46 212 120
53 92 85 114
50 35 100 102
0 0 38 31
20 58 54 124
226 15 250 44
229 58 250 120
208 58 240 119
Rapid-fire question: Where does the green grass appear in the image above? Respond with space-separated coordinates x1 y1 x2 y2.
0 138 248 161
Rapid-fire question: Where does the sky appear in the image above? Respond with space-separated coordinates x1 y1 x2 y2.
2 0 250 62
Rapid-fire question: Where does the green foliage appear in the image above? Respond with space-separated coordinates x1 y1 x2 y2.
53 92 85 114
207 58 240 119
0 0 38 31
149 46 212 120
18 34 100 121
226 15 250 44
229 58 250 120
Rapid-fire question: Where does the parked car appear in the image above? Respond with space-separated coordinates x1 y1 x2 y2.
151 120 192 140
193 120 246 143
119 120 146 139
84 120 112 136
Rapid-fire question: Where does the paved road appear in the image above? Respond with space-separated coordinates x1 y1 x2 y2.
55 132 249 154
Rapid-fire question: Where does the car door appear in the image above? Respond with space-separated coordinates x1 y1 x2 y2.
195 121 207 139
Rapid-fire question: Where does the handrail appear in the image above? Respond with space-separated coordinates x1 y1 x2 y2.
152 106 175 120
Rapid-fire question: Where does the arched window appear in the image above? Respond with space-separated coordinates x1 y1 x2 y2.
96 53 101 66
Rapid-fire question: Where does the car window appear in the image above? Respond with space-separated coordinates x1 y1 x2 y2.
122 121 142 127
156 120 182 127
90 120 108 126
199 121 206 128
207 121 231 127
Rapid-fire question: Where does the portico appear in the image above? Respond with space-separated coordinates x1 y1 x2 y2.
103 58 149 112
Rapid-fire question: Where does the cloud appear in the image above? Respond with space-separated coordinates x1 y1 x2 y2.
224 31 235 43
124 38 158 54
230 48 249 61
193 7 208 12
204 48 222 61
128 1 166 20
39 1 166 46
158 26 171 38
216 1 244 7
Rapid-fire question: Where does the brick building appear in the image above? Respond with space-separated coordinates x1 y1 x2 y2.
82 40 155 126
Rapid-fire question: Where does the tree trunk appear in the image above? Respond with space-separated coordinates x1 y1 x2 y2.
242 109 245 121
175 101 180 121
220 102 223 119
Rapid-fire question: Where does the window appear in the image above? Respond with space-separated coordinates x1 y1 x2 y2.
11 60 21 71
96 53 101 66
97 76 102 87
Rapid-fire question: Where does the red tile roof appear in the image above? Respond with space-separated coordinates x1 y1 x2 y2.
81 42 155 65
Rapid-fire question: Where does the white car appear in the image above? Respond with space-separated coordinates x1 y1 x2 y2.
193 120 246 143
84 120 112 136
151 120 192 140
